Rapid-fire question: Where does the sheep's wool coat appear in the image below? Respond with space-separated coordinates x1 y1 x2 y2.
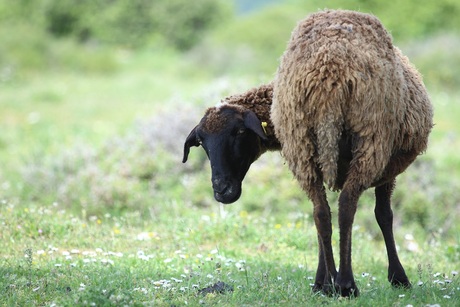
272 10 433 190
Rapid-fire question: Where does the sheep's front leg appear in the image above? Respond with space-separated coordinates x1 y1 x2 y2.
306 178 337 293
336 181 364 297
375 180 411 288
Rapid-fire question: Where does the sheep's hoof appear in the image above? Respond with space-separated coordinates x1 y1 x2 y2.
336 283 360 297
311 282 324 293
315 282 359 297
390 277 411 289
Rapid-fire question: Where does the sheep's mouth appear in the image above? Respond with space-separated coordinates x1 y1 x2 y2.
213 184 242 204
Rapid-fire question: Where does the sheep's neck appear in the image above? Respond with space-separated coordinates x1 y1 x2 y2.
223 83 281 152
251 110 281 152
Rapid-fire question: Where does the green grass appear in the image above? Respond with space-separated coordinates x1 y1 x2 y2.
1 199 459 306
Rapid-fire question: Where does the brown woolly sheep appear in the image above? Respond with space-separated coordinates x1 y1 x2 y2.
183 10 433 297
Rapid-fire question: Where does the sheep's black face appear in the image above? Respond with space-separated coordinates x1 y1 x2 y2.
183 107 267 204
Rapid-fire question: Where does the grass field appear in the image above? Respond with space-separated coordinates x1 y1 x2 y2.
1 4 460 306
0 195 459 306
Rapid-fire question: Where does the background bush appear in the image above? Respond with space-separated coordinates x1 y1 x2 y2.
0 0 230 50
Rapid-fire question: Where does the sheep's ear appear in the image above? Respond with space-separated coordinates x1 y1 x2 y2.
244 111 268 140
183 126 200 163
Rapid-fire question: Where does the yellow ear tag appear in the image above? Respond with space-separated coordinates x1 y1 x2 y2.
261 121 268 135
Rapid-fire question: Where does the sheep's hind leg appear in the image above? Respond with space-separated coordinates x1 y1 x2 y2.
335 179 364 297
375 180 411 288
305 177 337 294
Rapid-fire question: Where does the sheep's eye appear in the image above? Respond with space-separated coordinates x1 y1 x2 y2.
237 128 246 135
197 137 202 145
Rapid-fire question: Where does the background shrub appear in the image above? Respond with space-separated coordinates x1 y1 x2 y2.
0 0 230 50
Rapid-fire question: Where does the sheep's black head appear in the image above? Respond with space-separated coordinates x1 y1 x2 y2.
183 105 268 204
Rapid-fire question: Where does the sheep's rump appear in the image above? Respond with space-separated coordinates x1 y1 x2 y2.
272 10 433 190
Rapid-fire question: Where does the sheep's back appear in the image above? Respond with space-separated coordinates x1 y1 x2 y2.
272 10 432 189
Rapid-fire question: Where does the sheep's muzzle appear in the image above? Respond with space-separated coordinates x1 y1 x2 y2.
212 177 242 204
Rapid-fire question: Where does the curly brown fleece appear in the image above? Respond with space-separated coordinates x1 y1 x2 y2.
203 82 281 151
271 10 433 191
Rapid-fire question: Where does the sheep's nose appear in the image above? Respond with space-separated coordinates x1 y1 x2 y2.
212 178 228 194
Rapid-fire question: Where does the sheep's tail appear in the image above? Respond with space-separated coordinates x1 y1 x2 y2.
316 112 343 191
310 80 348 191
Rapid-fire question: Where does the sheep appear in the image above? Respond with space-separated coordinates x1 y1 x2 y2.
183 9 433 297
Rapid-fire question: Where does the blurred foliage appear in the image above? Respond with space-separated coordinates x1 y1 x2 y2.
0 0 230 50
1 0 460 89
192 0 460 90
313 0 460 41
14 103 208 217
403 35 460 91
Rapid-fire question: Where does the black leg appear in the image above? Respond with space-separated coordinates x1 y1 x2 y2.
375 180 411 288
312 234 327 292
335 181 363 297
304 177 337 293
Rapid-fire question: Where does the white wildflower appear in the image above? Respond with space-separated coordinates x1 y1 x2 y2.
404 234 414 240
100 259 114 265
136 232 152 241
406 241 419 252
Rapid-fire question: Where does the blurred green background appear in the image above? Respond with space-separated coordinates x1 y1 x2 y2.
1 0 459 244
